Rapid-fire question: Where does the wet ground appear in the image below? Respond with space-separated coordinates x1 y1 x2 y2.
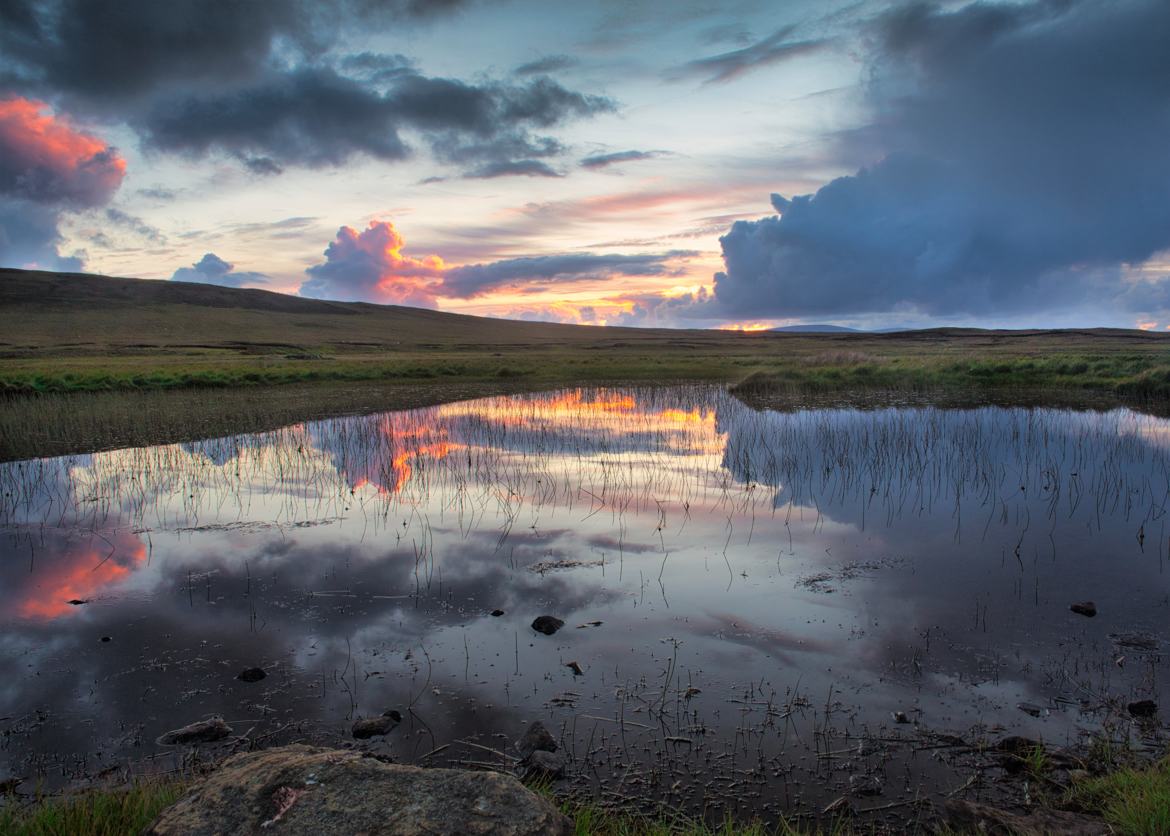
1 386 1166 824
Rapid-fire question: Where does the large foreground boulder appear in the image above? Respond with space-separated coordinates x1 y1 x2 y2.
146 745 572 836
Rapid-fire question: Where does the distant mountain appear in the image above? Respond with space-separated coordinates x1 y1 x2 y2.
771 324 860 333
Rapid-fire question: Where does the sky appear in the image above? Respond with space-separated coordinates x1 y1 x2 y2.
0 0 1168 330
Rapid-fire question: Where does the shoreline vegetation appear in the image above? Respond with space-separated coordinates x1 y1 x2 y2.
2 753 1167 835
3 268 1170 461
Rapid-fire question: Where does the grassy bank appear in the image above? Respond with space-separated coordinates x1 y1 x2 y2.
4 269 1170 461
4 758 1168 835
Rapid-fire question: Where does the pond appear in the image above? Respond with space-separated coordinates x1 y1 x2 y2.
1 386 1167 823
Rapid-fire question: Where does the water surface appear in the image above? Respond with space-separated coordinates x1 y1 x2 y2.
2 386 1167 821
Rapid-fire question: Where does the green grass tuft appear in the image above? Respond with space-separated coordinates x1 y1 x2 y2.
1064 757 1170 836
0 780 184 836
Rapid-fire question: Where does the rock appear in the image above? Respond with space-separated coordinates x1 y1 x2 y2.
941 799 1107 835
1070 601 1097 618
66 599 88 606
156 717 232 746
100 636 111 642
237 667 266 683
352 711 402 739
523 750 567 781
565 661 583 676
490 609 505 617
892 710 910 724
531 616 564 635
1128 699 1158 718
516 721 557 758
145 745 572 836
848 774 882 796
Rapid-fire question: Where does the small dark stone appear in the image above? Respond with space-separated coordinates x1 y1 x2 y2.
531 616 564 635
892 711 910 724
67 599 88 606
490 609 505 617
99 636 111 642
565 661 583 676
352 714 400 739
237 667 266 683
382 709 403 723
1070 601 1097 618
523 750 567 780
1128 699 1158 718
516 721 557 758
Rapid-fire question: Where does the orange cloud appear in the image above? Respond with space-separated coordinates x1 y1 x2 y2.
301 220 445 305
0 97 126 207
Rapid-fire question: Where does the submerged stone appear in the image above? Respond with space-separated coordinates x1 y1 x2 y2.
156 717 232 746
531 615 564 635
352 712 401 739
1128 699 1158 718
1070 601 1097 617
516 720 557 758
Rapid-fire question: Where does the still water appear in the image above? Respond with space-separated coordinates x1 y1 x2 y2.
1 386 1167 821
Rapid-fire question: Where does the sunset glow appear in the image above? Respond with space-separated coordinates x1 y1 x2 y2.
1 1 1169 329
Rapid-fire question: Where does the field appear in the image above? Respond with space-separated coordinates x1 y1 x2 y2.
2 266 1170 458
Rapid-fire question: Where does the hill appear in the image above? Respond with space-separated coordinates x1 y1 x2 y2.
771 324 859 333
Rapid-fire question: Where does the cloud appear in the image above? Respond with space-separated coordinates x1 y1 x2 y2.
464 159 562 179
135 67 613 172
668 25 826 84
514 55 577 76
442 251 696 298
300 221 444 305
711 0 1170 322
0 0 470 106
300 218 697 307
105 207 164 243
0 97 125 207
0 96 124 269
170 253 268 287
609 287 717 328
0 1 611 176
0 197 82 270
580 150 663 170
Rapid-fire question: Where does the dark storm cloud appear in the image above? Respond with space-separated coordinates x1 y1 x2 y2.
170 252 268 287
0 0 611 174
0 0 472 105
135 67 613 171
712 0 1170 321
668 25 827 84
442 251 693 298
463 159 562 179
580 150 663 170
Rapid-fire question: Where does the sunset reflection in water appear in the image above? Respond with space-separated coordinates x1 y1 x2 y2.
1 386 1168 821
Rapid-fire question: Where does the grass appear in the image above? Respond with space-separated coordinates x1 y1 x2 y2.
2 755 1167 835
1064 757 1170 836
0 780 184 836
